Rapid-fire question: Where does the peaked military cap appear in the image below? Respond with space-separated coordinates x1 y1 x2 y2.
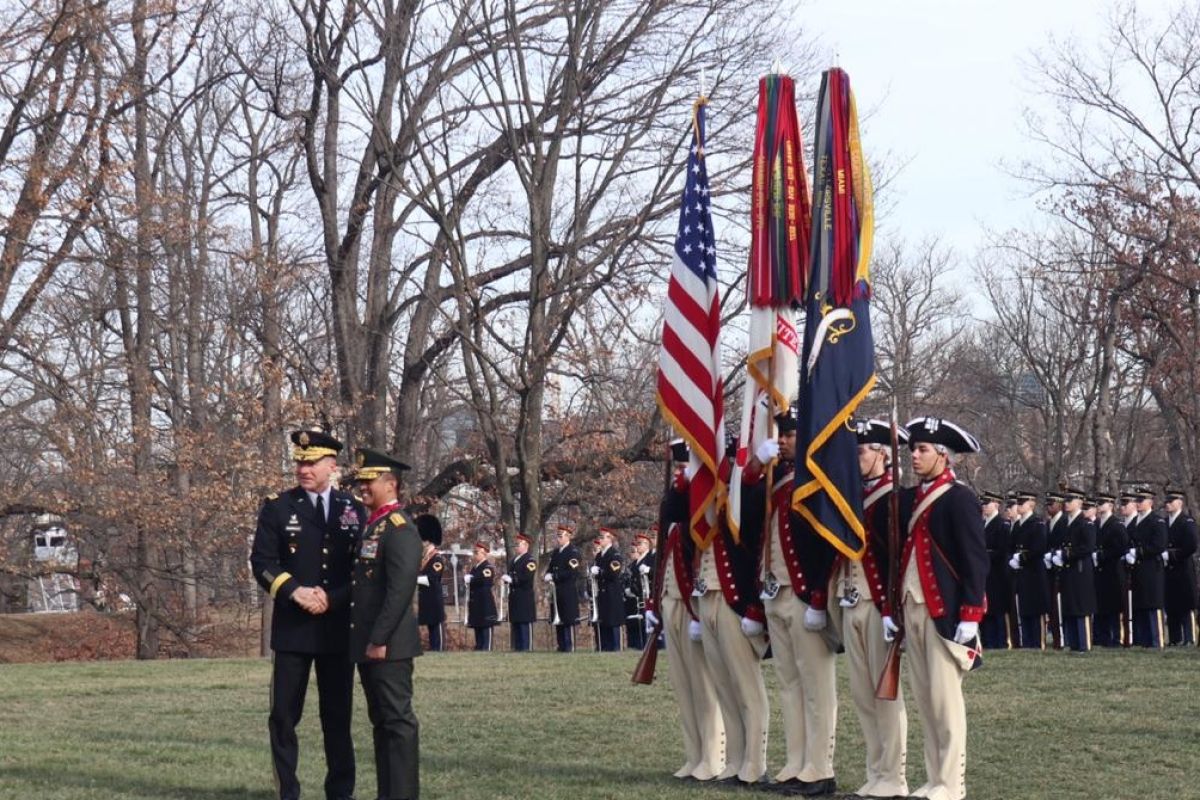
634 532 653 545
904 416 981 454
291 429 343 462
853 417 910 447
1081 496 1095 510
1004 493 1020 508
1118 489 1138 504
1132 485 1156 501
1061 486 1086 501
414 513 442 546
1044 489 1066 504
1164 486 1187 502
515 533 532 545
354 447 411 481
1093 491 1117 505
1013 489 1039 503
978 490 1005 505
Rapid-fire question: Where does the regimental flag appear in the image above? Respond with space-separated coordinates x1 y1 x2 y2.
728 73 811 542
791 67 876 560
656 98 727 551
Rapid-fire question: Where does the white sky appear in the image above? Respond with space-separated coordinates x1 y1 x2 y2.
801 0 1138 259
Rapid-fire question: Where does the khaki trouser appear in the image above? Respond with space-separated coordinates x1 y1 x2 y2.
904 596 970 800
698 592 769 782
662 594 725 779
763 587 836 783
830 595 909 797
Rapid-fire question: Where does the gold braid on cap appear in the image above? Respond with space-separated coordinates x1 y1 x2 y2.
292 446 339 461
355 466 389 480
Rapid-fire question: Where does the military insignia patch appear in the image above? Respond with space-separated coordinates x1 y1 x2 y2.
433 561 444 572
361 539 379 559
266 492 279 501
526 561 537 571
483 568 492 577
288 544 297 554
569 559 579 568
610 561 621 571
389 512 405 526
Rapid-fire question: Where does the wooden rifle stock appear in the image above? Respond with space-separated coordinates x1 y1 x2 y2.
633 444 674 685
875 631 903 701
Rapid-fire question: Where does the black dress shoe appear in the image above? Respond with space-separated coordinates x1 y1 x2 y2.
797 776 837 796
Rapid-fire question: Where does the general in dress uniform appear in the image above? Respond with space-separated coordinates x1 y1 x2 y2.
979 490 1013 650
591 527 625 651
414 515 446 652
1008 490 1049 649
1162 488 1198 645
1054 487 1096 652
1128 486 1167 648
894 416 988 800
505 533 538 651
350 449 421 800
545 524 582 652
250 429 364 800
1092 492 1129 647
465 542 498 651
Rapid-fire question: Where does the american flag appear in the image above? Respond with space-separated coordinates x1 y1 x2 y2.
656 99 726 551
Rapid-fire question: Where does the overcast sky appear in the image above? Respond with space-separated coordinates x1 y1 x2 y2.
801 0 1143 262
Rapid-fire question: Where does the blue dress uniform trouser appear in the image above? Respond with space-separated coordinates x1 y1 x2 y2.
269 651 355 800
472 626 492 651
980 612 1010 649
555 624 575 652
358 658 419 800
425 624 442 652
1132 609 1164 648
598 624 621 651
510 622 532 651
1165 610 1196 645
1062 615 1092 652
1017 614 1045 649
1093 613 1122 647
626 618 646 651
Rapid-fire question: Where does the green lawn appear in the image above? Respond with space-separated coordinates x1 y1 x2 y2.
0 647 1197 799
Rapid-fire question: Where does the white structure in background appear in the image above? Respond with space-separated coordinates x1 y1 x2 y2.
29 514 80 613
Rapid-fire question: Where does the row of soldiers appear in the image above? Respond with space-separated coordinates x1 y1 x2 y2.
981 486 1200 651
414 523 660 652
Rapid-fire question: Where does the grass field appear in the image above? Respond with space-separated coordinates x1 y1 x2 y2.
1 646 1197 800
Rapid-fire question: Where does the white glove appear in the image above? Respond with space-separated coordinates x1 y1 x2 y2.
463 574 472 585
1008 554 1021 570
416 575 430 587
740 616 764 637
1124 549 1137 565
954 620 979 644
501 574 512 584
644 609 659 630
688 619 703 642
882 615 900 642
542 572 553 583
803 607 827 631
755 438 780 464
589 565 600 576
1051 550 1064 568
638 564 651 575
1042 552 1054 570
1161 551 1170 565
1092 552 1099 567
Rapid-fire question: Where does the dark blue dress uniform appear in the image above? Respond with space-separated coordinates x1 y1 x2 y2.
1129 500 1168 648
981 506 1013 649
467 555 498 651
1093 509 1129 647
350 501 422 800
594 542 625 651
1010 508 1050 649
251 468 365 800
624 548 652 651
1164 508 1198 645
1058 509 1097 652
1044 507 1067 649
414 515 445 652
548 536 582 652
507 545 538 651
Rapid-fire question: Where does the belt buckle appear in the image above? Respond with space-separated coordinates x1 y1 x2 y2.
838 584 860 608
760 573 780 601
692 578 707 596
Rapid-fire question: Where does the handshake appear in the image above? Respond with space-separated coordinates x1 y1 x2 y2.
292 586 329 615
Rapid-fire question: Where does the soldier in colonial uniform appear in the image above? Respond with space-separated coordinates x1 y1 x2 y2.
505 533 538 651
1008 489 1049 649
250 429 364 800
1092 492 1129 647
414 515 446 652
591 527 625 651
1162 487 1198 645
1127 486 1167 648
891 416 987 800
979 490 1012 650
544 524 582 652
350 448 421 800
825 418 909 799
645 444 725 781
1053 487 1096 652
465 541 498 651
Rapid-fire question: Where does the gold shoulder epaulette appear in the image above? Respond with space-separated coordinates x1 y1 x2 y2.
389 511 406 526
266 492 279 501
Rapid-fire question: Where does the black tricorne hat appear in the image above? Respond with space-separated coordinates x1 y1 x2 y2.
853 418 910 447
904 416 981 454
670 438 689 463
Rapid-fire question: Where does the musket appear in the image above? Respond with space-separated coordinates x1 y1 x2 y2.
633 443 674 684
876 403 904 701
498 576 509 623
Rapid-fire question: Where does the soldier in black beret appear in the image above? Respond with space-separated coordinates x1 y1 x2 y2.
250 429 365 800
351 447 421 800
465 541 498 650
545 524 582 652
414 515 446 652
1162 487 1198 645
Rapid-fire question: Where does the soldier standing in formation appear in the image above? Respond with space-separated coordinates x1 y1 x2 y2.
415 515 446 652
1092 492 1129 647
545 524 582 652
506 533 538 652
465 542 498 651
625 532 653 651
979 490 1012 650
1009 490 1049 649
1162 487 1198 645
1055 487 1096 652
1128 486 1168 648
349 448 421 800
250 430 364 800
591 527 625 651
